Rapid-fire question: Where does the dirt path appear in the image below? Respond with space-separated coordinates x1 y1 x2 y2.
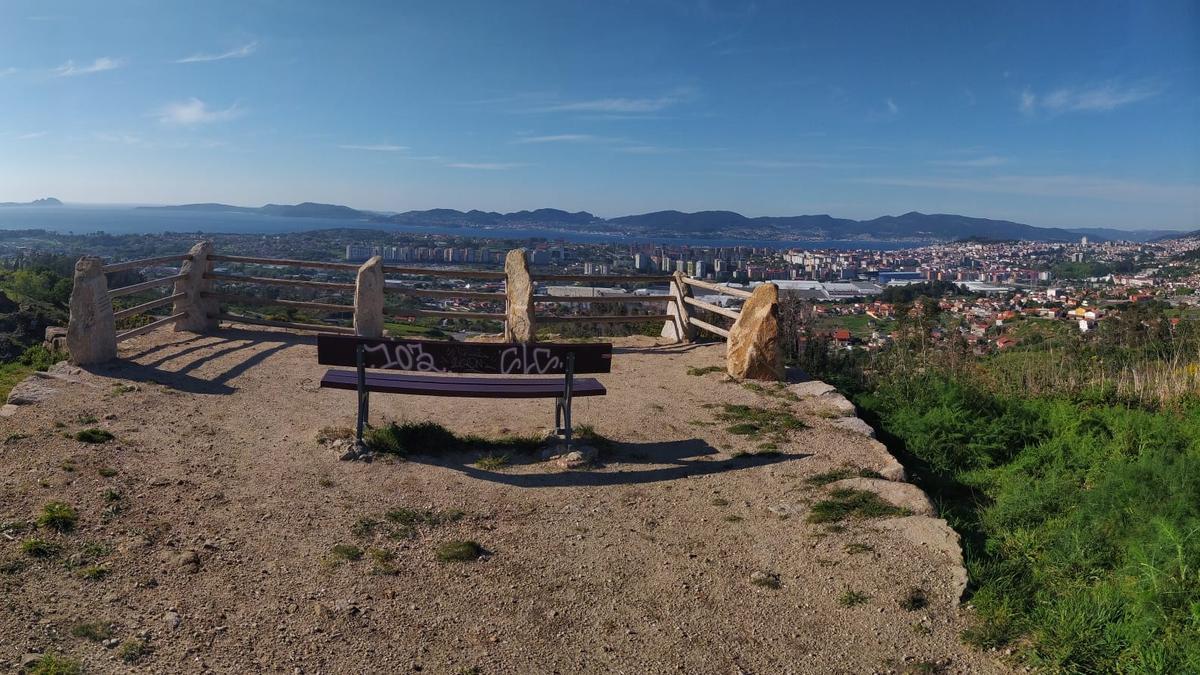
0 327 1007 674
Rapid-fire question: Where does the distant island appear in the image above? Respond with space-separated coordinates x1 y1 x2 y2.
0 197 62 208
135 200 1180 244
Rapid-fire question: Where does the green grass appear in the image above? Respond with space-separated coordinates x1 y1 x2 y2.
74 428 114 444
365 420 542 457
27 652 82 675
435 540 484 562
716 404 806 439
119 639 148 664
687 365 723 376
474 452 510 470
36 501 77 532
847 373 1200 672
844 542 875 555
0 360 34 403
329 544 363 562
806 467 883 487
20 538 60 558
70 620 112 641
838 589 870 607
807 488 910 524
75 564 109 581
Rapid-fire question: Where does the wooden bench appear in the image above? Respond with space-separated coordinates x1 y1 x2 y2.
316 334 612 448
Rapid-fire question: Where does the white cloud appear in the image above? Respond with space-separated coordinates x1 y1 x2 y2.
1019 88 1036 115
859 174 1197 204
929 156 1009 168
446 162 525 170
54 57 124 77
338 143 408 152
174 41 258 64
155 98 241 126
1019 82 1161 115
0 67 16 78
513 134 601 144
886 98 899 115
536 87 697 113
15 131 48 140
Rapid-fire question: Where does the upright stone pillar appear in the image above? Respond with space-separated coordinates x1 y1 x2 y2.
173 241 220 332
504 248 535 343
354 255 385 338
661 271 696 343
726 282 784 381
66 256 117 365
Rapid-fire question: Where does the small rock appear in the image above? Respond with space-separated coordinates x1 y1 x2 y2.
831 416 875 438
21 653 42 668
103 638 119 649
554 445 598 469
165 611 181 630
178 550 201 572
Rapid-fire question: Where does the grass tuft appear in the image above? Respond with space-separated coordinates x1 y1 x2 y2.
70 621 112 641
717 404 806 440
435 540 484 562
838 589 870 607
806 467 883 486
74 428 114 444
37 501 77 532
329 544 363 562
21 537 61 558
807 488 910 524
119 639 148 664
687 365 724 376
27 652 82 675
474 452 510 470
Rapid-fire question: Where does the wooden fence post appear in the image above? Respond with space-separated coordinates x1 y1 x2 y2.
354 255 385 338
504 248 535 343
173 241 220 332
66 256 117 365
661 271 696 343
726 282 784 380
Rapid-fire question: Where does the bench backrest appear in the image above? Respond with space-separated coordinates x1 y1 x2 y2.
316 334 612 375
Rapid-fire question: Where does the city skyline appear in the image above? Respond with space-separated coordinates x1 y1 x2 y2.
1 0 1197 230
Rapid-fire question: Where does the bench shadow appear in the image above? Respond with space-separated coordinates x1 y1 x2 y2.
408 439 810 488
84 327 314 395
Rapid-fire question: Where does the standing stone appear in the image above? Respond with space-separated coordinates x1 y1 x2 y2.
173 241 220 332
66 256 117 365
726 282 784 380
504 248 535 343
354 256 385 338
661 271 696 343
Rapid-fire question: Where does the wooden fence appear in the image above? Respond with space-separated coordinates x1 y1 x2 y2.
65 242 781 377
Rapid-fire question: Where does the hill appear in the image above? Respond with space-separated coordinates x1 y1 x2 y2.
137 202 369 220
0 198 62 207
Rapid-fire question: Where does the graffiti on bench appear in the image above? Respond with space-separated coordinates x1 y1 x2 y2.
317 334 613 375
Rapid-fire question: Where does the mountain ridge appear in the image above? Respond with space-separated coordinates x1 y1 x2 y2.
133 201 1178 243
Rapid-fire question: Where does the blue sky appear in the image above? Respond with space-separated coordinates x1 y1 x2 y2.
0 0 1197 229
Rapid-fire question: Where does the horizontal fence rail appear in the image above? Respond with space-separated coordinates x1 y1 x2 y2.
202 292 354 314
102 254 191 274
108 273 188 298
214 312 356 335
681 277 753 299
116 311 187 342
205 272 356 292
113 292 187 321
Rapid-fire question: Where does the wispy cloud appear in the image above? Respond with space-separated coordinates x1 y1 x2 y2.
929 155 1009 168
1019 82 1162 115
174 41 258 64
155 98 242 126
534 87 697 114
446 162 525 170
885 98 899 115
54 57 124 77
859 174 1197 204
0 67 16 78
15 131 48 140
726 158 867 170
338 143 409 152
513 134 602 144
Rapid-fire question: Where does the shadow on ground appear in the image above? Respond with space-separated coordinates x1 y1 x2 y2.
405 438 810 488
85 328 312 395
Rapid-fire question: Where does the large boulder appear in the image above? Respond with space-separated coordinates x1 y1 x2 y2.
353 255 385 338
726 283 783 380
504 249 535 343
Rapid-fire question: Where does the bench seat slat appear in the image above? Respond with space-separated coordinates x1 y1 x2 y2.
319 369 605 398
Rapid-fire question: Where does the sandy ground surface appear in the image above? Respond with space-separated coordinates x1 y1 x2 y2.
0 326 1008 674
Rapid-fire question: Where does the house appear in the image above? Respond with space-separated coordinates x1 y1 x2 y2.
996 336 1017 350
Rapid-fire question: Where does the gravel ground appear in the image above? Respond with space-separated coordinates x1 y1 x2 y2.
0 326 1009 674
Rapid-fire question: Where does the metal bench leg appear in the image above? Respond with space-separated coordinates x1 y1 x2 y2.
562 353 575 448
355 344 369 447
